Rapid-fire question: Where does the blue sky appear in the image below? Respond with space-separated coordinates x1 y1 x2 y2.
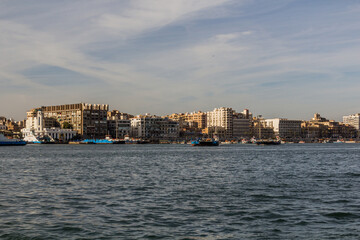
1 0 360 121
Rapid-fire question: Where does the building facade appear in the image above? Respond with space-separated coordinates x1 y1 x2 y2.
265 118 302 138
107 110 131 139
21 109 76 142
206 107 251 138
343 114 360 130
131 115 179 139
206 107 234 138
41 103 109 138
302 113 357 139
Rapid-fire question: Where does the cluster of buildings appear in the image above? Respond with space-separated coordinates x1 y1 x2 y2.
1 103 360 142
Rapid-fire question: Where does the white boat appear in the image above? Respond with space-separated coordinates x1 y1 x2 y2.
0 133 27 146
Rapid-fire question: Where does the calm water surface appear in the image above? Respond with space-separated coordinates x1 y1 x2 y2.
1 144 360 239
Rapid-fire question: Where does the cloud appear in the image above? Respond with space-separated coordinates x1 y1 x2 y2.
1 0 360 121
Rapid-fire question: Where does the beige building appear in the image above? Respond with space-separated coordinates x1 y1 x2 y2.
302 113 357 139
183 111 207 129
41 103 109 138
168 111 207 130
251 118 275 139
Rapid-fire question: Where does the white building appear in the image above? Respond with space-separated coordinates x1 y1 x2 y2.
265 118 302 138
131 115 179 139
207 107 234 138
21 109 76 142
206 107 251 138
343 114 360 130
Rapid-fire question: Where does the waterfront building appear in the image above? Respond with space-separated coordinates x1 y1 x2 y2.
167 111 207 129
207 107 234 138
206 107 251 138
107 110 131 139
265 118 302 138
131 115 179 140
0 117 25 139
41 103 109 138
167 111 207 139
343 114 360 130
183 111 207 129
233 111 251 138
0 118 22 133
202 126 226 139
21 109 76 142
251 117 275 139
107 110 133 120
302 113 357 139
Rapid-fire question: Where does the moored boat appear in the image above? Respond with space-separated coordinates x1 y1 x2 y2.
0 134 27 146
191 139 219 146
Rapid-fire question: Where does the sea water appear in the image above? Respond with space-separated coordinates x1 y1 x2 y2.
1 144 360 239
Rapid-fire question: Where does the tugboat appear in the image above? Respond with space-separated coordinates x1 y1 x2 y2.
191 138 219 146
0 133 27 146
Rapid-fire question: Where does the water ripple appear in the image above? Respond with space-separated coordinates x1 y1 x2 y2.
1 144 360 239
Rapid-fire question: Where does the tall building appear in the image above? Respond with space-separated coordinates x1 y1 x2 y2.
233 111 251 138
343 114 360 130
41 103 109 138
207 107 234 138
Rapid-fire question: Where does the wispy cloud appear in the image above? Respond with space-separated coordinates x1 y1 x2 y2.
1 0 360 121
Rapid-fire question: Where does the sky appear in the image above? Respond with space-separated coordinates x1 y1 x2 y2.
1 0 360 121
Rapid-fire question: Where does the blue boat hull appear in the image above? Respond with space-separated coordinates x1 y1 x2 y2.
0 141 27 146
192 140 219 146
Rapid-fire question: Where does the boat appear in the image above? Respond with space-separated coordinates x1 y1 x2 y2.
0 134 27 146
81 139 113 144
191 139 219 146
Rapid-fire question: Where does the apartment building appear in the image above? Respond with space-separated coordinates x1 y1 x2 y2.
265 118 302 138
207 107 234 138
41 103 109 138
131 115 179 139
107 110 132 139
343 113 360 130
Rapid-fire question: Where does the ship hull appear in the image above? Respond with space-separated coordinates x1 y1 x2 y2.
0 141 27 146
192 141 219 146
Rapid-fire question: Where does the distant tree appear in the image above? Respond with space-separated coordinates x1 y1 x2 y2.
62 122 73 129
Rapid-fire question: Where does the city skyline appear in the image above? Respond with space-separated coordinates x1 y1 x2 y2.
1 0 360 121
